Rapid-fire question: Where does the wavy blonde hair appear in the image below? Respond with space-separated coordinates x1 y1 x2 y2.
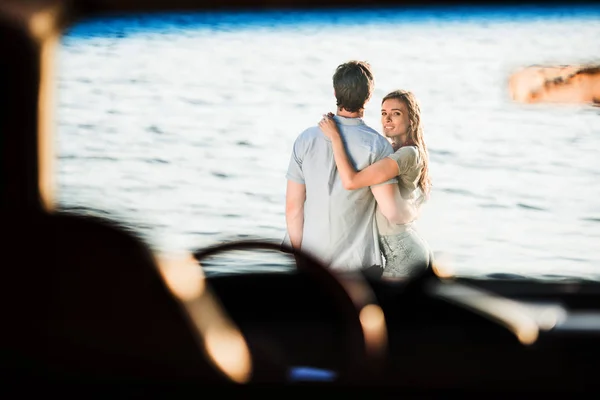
382 90 432 199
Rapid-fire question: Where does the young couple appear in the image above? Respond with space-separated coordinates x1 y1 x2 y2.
285 60 431 279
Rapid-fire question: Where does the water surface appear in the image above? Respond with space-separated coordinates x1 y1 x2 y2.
56 6 600 278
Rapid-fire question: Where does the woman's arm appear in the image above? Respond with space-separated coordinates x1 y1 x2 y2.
319 115 398 190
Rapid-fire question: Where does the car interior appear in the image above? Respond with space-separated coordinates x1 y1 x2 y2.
2 0 599 396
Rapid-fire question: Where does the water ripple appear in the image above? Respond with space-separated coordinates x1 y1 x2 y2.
516 203 547 212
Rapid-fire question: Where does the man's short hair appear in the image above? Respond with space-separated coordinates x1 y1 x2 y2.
332 60 374 113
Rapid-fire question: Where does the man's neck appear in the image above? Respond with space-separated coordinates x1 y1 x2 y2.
336 106 364 119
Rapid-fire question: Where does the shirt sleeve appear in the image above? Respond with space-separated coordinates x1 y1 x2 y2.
370 138 399 187
285 137 305 184
387 146 419 176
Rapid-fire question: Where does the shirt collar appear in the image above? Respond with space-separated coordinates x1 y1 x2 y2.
333 115 365 126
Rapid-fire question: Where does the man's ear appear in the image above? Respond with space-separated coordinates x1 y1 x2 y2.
333 90 340 111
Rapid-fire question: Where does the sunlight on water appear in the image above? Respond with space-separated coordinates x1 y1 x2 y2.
56 6 600 279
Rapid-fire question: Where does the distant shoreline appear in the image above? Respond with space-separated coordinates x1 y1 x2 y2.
509 64 600 105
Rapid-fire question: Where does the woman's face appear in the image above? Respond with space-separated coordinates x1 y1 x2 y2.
381 98 410 139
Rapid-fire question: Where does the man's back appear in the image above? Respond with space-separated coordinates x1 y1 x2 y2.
286 116 396 270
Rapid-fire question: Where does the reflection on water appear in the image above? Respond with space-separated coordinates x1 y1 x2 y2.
198 248 296 275
56 6 600 279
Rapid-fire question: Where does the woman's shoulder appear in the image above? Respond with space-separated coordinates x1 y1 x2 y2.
390 145 419 163
396 145 419 156
389 146 423 177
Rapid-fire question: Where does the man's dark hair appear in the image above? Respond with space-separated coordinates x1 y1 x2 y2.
332 60 374 113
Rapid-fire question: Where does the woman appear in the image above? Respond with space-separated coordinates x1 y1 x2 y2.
319 90 432 278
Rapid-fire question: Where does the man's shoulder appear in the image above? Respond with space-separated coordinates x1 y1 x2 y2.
294 125 321 143
360 124 393 154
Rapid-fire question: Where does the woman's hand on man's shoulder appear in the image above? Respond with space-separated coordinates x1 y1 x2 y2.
318 112 340 139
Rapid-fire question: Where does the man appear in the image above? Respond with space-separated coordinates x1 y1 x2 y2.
285 60 415 273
